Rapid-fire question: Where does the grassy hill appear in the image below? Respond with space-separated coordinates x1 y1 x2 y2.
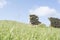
0 20 60 40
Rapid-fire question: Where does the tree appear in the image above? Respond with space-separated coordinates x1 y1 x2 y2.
48 17 60 28
29 14 41 25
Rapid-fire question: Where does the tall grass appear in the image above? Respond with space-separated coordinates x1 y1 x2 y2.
0 20 60 40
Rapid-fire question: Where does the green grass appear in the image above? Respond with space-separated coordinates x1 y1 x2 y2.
0 20 60 40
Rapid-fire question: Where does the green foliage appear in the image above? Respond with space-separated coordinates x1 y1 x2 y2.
0 20 60 40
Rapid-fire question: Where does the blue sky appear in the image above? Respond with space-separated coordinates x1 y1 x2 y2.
0 0 60 26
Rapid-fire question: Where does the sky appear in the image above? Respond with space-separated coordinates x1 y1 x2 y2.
0 0 60 26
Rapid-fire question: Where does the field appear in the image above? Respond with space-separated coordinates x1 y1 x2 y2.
0 20 60 40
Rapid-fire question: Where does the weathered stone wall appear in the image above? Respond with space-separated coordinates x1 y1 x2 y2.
29 15 41 25
49 17 60 28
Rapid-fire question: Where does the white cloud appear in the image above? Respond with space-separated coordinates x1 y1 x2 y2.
0 0 7 8
29 6 57 17
29 6 60 26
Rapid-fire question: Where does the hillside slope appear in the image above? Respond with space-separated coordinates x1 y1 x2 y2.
0 20 60 40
